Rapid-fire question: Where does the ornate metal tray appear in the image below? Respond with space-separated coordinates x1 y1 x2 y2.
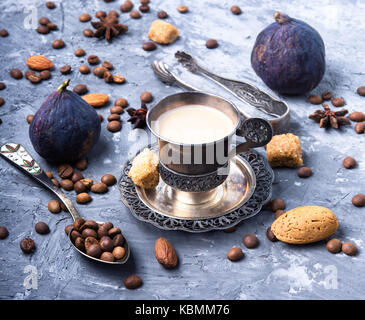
118 146 274 233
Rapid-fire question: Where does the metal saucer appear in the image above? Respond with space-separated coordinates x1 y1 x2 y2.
118 144 274 233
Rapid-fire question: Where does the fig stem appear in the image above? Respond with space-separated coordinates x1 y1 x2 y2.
57 79 71 93
274 11 291 24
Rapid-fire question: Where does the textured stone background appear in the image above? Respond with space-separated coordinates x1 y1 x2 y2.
0 0 364 300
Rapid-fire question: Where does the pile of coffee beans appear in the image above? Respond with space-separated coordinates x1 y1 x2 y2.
36 16 58 35
65 218 127 262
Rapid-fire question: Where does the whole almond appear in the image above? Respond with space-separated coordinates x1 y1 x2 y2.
26 55 53 71
154 237 178 268
82 93 109 107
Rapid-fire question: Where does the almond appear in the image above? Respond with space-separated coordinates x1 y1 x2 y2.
82 93 109 108
154 237 178 268
26 55 53 71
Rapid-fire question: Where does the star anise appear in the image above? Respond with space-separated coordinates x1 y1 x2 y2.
127 103 147 129
91 13 128 42
309 104 351 129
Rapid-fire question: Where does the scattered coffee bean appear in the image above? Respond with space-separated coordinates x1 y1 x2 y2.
58 164 73 179
142 41 157 51
230 5 242 15
96 11 107 18
52 39 65 49
101 252 115 262
28 74 42 84
0 29 9 37
354 122 365 134
93 66 107 78
107 120 122 132
227 247 244 261
321 91 333 101
326 238 342 254
112 246 125 260
342 242 358 256
20 238 35 254
297 166 312 178
113 234 124 247
110 106 124 114
331 97 345 107
79 65 90 74
139 4 150 13
274 210 285 220
46 1 55 9
112 74 125 84
266 227 278 242
73 218 86 231
242 233 259 248
121 0 134 12
88 55 100 65
124 275 142 289
101 174 117 186
0 82 6 90
0 98 5 107
206 39 218 49
75 158 88 170
40 70 51 80
82 228 97 239
357 86 365 97
91 182 108 194
47 23 58 30
100 236 114 252
130 10 141 19
115 97 128 107
51 178 60 187
83 29 94 37
0 226 9 239
343 156 356 169
76 192 92 204
104 71 113 83
73 84 88 95
349 111 365 122
102 61 113 70
140 0 149 4
308 94 323 105
80 178 93 189
60 65 71 74
79 13 92 22
271 198 285 212
352 193 365 207
65 224 73 235
71 171 84 183
39 17 50 25
60 179 74 191
140 91 153 103
35 222 50 235
25 70 36 81
75 48 86 57
107 114 121 122
45 171 53 179
177 5 188 13
157 10 168 19
48 200 61 213
10 68 23 79
87 243 102 258
26 114 34 124
37 25 50 34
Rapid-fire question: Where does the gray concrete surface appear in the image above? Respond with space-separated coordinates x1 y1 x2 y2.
0 0 364 300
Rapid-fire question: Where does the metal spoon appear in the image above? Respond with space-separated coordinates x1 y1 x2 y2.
0 142 130 265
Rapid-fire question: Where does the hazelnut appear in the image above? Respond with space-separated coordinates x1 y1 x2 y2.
112 246 125 260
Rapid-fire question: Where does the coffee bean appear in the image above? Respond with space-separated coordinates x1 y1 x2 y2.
107 120 122 132
48 200 61 213
52 39 65 49
101 174 117 186
157 10 168 19
28 74 42 84
76 192 92 204
100 236 113 252
120 0 134 12
124 275 142 289
349 111 365 122
242 233 259 248
87 244 102 258
321 91 333 101
98 114 103 122
177 5 188 13
354 122 365 134
83 29 94 37
110 106 124 115
46 1 55 9
140 0 149 4
82 228 97 239
274 210 285 220
352 194 365 207
108 227 121 238
113 233 124 247
223 226 237 233
101 252 115 262
307 94 323 104
75 48 86 57
20 238 35 254
47 23 58 30
139 4 150 13
331 97 345 107
270 198 285 212
93 66 108 78
25 70 35 79
96 10 107 18
112 246 125 260
140 91 153 103
0 98 5 107
107 114 120 122
130 11 141 19
45 171 53 179
40 70 51 80
60 65 71 75
73 218 86 231
60 179 74 191
73 84 88 95
37 25 50 34
343 156 356 169
112 74 125 84
230 5 242 15
79 65 90 75
75 237 85 251
58 164 73 179
266 227 278 242
39 17 50 25
326 238 342 254
115 98 128 108
80 178 93 189
102 61 113 70
84 236 98 251
0 226 9 239
206 39 218 49
51 178 60 187
91 182 108 193
10 68 23 79
65 224 73 235
79 13 91 22
227 247 244 261
0 82 6 90
71 171 84 183
357 86 365 97
88 55 100 65
35 222 50 235
104 71 113 83
142 41 157 51
297 166 312 178
0 29 9 37
342 242 358 256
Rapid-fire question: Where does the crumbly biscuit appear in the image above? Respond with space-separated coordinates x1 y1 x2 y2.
147 20 179 44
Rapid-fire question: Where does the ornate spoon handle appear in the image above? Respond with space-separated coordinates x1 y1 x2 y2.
0 143 82 221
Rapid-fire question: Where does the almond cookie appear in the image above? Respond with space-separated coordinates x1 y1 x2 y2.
147 20 179 44
271 206 338 244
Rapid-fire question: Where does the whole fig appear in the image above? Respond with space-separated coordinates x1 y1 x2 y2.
29 80 101 162
251 12 325 95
